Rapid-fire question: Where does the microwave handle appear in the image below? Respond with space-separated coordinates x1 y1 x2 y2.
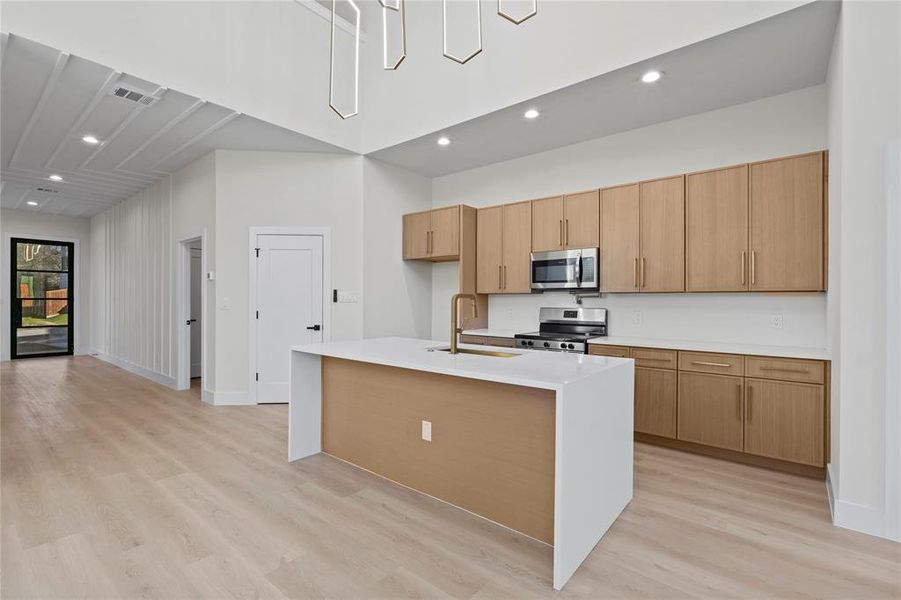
574 251 582 284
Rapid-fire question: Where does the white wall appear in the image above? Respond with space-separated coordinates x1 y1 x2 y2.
362 157 433 339
213 150 364 401
89 178 175 384
826 0 900 541
0 209 91 360
430 85 829 345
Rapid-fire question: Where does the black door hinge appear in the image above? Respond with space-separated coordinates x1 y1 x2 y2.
255 310 259 319
254 247 260 257
255 372 259 382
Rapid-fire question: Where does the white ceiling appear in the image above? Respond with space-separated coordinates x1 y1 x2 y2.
0 33 345 218
367 0 839 177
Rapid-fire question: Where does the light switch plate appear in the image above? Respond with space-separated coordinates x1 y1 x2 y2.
337 291 358 303
421 420 432 442
633 310 643 325
771 314 784 329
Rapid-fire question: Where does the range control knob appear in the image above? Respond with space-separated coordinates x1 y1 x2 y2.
568 343 575 350
543 342 550 348
560 343 568 349
527 341 534 346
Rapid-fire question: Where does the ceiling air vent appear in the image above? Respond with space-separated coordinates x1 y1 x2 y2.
35 187 59 193
109 86 159 106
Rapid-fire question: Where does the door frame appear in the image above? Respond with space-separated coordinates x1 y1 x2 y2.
248 226 331 405
175 230 208 396
3 233 81 361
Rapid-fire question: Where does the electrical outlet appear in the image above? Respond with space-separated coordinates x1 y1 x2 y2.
771 314 784 329
633 310 643 326
421 420 432 442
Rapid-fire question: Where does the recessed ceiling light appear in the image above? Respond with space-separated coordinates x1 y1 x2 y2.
82 135 100 145
641 70 662 83
48 174 63 181
437 136 451 146
27 201 39 206
524 108 540 119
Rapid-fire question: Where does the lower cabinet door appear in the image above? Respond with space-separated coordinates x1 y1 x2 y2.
677 372 744 451
634 367 676 438
744 378 825 467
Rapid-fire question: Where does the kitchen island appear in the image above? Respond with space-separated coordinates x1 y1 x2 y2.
288 337 634 590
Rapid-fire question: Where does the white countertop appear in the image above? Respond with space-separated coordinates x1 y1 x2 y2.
587 336 830 360
461 328 520 339
291 337 631 391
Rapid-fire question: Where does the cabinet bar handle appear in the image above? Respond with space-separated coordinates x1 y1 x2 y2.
559 220 564 246
503 265 507 289
641 257 646 288
750 250 756 285
633 257 639 288
638 357 671 362
737 383 742 420
741 251 747 285
759 366 809 374
498 265 502 289
747 385 753 422
565 219 569 246
691 361 732 368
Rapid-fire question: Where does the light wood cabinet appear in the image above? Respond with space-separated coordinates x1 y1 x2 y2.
744 378 824 467
686 165 749 291
678 372 744 451
502 202 532 293
630 347 677 369
403 206 460 261
531 195 565 251
531 192 599 251
403 211 432 260
634 367 677 438
587 345 631 358
749 153 825 291
639 176 685 292
477 202 531 294
600 184 640 292
476 206 504 294
563 190 600 249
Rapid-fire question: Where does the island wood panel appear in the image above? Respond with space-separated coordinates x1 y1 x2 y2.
403 211 431 259
639 175 685 292
476 206 504 294
531 195 565 251
600 184 640 292
634 367 676 438
744 378 825 467
430 205 461 259
503 201 533 292
678 372 744 451
749 152 824 291
686 165 749 291
563 190 599 249
321 357 556 544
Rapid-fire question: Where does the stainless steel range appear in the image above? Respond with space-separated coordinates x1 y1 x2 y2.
514 307 607 353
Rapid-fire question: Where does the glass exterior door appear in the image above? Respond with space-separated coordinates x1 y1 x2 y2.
10 238 74 358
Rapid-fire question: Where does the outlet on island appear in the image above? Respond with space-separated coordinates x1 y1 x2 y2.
421 420 432 442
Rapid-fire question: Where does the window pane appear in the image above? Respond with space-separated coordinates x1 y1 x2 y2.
16 272 68 298
19 299 69 326
16 327 68 355
16 242 69 271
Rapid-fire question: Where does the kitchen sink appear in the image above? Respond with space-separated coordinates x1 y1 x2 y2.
428 347 520 358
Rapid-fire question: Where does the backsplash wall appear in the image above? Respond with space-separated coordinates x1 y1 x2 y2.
430 86 829 349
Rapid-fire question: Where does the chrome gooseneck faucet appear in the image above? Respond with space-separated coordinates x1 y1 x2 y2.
449 293 479 354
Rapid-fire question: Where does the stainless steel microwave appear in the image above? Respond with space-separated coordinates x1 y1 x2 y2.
530 248 599 290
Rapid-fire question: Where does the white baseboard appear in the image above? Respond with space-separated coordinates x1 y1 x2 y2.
92 352 178 389
826 463 836 520
211 390 255 406
201 388 215 405
833 499 888 539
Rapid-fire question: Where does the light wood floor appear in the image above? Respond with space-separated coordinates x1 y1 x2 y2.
2 357 898 599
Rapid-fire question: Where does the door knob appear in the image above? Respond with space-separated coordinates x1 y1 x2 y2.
306 325 321 331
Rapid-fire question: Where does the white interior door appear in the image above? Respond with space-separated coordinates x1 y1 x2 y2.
255 234 323 404
189 248 202 378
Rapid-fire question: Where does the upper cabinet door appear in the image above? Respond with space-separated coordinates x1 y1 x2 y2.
600 184 640 292
686 165 749 291
640 175 685 292
530 196 565 251
476 206 504 294
502 201 532 293
749 153 825 291
563 190 599 249
403 211 432 259
430 206 460 259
